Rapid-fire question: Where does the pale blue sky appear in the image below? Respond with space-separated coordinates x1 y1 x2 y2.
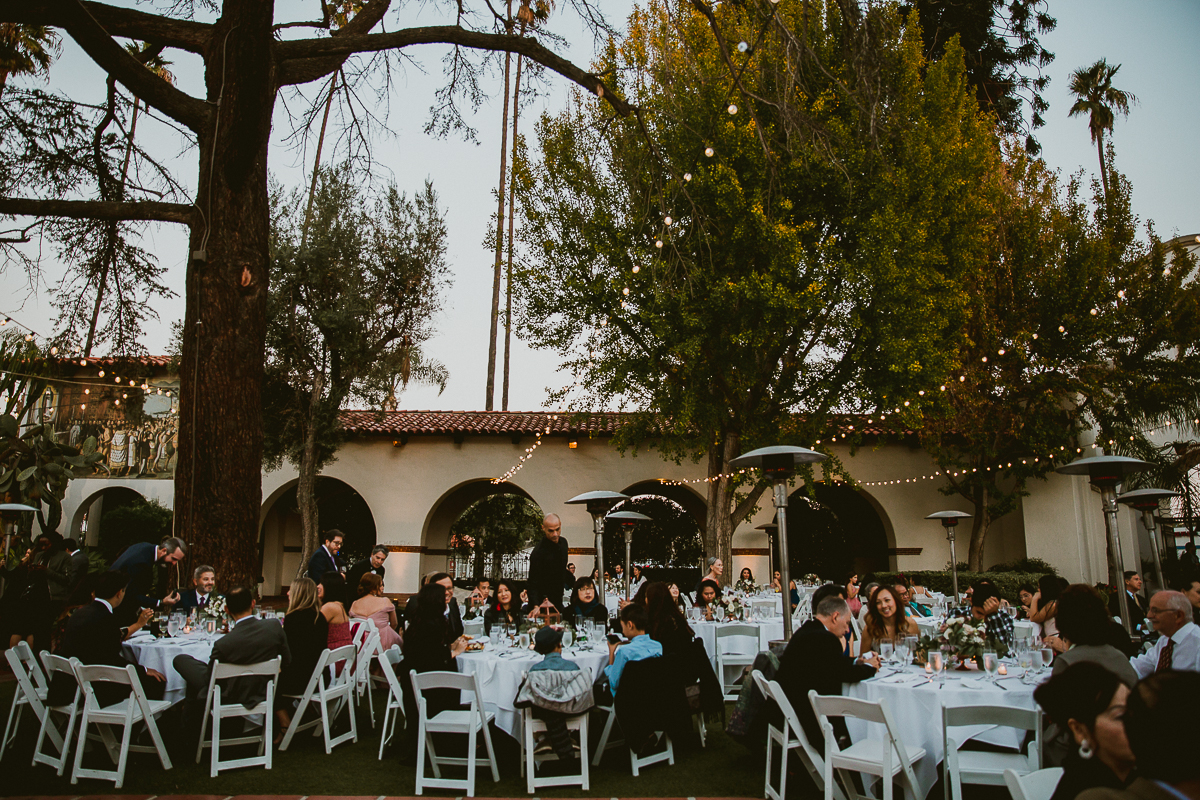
2 0 1196 412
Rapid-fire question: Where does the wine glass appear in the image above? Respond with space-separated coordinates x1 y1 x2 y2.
563 627 574 648
904 636 919 663
982 649 999 684
894 641 910 667
1040 644 1055 672
879 641 894 665
166 614 180 638
518 632 530 651
928 649 945 686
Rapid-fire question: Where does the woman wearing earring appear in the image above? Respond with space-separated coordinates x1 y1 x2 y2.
1033 662 1136 800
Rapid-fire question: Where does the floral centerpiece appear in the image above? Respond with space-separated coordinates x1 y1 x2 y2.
921 615 1008 666
713 594 746 621
734 578 756 593
200 594 227 621
802 573 821 585
605 578 624 597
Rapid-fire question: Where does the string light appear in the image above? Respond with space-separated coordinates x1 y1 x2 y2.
492 416 562 483
704 147 714 157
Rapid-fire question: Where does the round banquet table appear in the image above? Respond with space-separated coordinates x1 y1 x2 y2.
692 618 786 672
843 664 1039 800
122 630 220 702
456 643 609 740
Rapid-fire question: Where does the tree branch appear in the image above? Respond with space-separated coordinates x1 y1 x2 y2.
276 27 634 117
274 0 393 88
0 197 193 224
51 0 211 130
3 0 212 53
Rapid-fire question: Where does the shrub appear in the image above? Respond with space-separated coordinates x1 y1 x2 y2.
868 569 1055 605
97 498 174 565
987 557 1058 576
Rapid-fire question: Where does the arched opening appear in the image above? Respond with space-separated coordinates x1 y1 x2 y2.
619 481 707 531
783 483 891 581
259 477 377 596
601 494 705 588
421 479 539 583
71 487 155 561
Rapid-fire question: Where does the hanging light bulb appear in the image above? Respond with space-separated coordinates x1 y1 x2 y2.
704 147 714 157
737 41 749 52
1058 325 1066 333
664 216 673 226
632 265 640 274
684 173 692 182
655 240 664 248
98 370 105 378
727 104 738 114
50 347 58 355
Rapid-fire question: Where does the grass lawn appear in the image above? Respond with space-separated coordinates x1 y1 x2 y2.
0 678 777 798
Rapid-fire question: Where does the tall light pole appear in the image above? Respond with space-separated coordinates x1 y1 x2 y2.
729 445 828 642
1117 488 1179 593
607 510 652 600
1056 453 1151 634
565 491 628 606
925 510 972 604
756 521 778 590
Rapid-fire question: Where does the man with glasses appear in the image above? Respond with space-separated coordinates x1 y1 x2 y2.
1130 591 1200 678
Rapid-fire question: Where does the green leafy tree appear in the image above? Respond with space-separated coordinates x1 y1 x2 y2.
96 497 173 566
914 146 1200 572
264 163 450 578
515 0 1003 570
602 495 703 570
1068 59 1136 204
0 23 60 96
450 493 543 581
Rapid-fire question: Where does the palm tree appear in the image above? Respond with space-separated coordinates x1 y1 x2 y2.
0 24 60 97
487 0 516 412
1067 59 1136 203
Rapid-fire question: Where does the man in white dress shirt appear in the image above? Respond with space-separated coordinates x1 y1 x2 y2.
1130 591 1200 678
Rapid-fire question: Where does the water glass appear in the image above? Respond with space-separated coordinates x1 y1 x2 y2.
880 641 894 664
894 643 910 666
928 650 945 684
563 628 574 648
1040 646 1055 671
904 636 919 660
982 650 998 683
1029 649 1044 671
205 618 217 639
518 632 530 651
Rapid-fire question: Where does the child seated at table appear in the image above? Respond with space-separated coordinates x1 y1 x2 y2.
526 627 587 759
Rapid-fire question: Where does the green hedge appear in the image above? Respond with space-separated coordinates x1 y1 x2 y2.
867 570 1053 604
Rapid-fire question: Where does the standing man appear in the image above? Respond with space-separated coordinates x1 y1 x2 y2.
306 529 345 582
63 538 90 606
347 545 387 590
1130 591 1200 678
109 536 185 625
527 514 568 613
175 565 218 613
1109 571 1148 628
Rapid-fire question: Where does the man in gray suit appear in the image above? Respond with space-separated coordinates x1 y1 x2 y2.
174 585 291 735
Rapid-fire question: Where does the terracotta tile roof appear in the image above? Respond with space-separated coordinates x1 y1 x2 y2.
47 355 173 367
337 410 916 439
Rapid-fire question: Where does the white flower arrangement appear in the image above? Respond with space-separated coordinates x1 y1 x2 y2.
714 594 746 620
201 594 227 621
938 615 987 660
734 578 756 594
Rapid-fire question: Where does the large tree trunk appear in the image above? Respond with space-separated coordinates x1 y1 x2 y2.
485 4 514 411
174 0 276 589
703 432 741 587
1096 135 1110 204
294 374 324 578
966 484 990 571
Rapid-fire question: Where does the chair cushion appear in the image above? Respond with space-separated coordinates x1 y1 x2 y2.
832 740 927 776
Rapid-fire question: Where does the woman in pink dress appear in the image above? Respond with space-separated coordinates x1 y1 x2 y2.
319 574 352 673
349 572 402 650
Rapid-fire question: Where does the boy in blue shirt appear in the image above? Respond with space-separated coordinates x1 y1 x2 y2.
605 603 662 695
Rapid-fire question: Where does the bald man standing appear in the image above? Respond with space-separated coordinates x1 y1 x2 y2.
527 514 569 613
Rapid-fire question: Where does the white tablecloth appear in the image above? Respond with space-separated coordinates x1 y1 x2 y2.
456 645 609 739
844 665 1039 800
123 632 219 702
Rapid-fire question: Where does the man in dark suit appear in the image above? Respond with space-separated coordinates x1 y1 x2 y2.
109 536 186 625
403 572 463 642
49 571 167 707
63 538 90 606
174 585 291 733
174 564 218 614
346 545 387 592
1109 571 1149 628
306 529 345 582
526 514 568 612
775 595 880 747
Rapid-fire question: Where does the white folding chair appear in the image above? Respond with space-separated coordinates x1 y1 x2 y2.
2 642 52 762
944 705 1041 800
349 617 381 728
195 656 281 776
410 669 499 797
278 644 358 753
377 645 406 760
520 703 589 792
591 703 625 766
32 653 81 776
715 624 759 701
70 661 173 787
808 690 926 800
1004 767 1063 800
751 671 846 800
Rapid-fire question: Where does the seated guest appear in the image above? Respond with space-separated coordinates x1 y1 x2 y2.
49 571 167 707
1018 584 1037 620
629 565 648 595
174 585 291 732
399 582 470 759
350 572 402 650
634 581 695 656
771 571 782 593
858 582 880 623
1031 574 1064 639
735 567 756 593
528 626 584 760
1034 662 1135 800
318 573 352 653
465 577 492 618
775 595 879 747
813 583 854 655
1085 671 1200 800
346 545 387 591
894 580 932 617
564 562 577 593
860 585 919 654
693 557 724 598
668 582 691 612
484 578 525 635
175 564 218 613
306 529 345 582
789 580 800 614
605 603 662 696
1181 577 1200 626
695 579 722 620
1046 584 1136 683
275 577 329 731
565 576 608 626
404 572 464 642
1130 591 1200 679
964 582 1015 651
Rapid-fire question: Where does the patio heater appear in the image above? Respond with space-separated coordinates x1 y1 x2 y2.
729 445 828 642
565 490 629 606
1117 487 1179 593
756 521 778 590
924 510 972 604
1056 452 1151 635
606 510 652 600
0 502 38 597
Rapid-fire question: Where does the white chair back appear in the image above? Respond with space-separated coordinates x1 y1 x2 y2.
1004 767 1063 800
3 647 54 765
14 641 49 693
945 705 1042 800
376 645 406 760
197 656 281 776
278 645 359 753
809 690 922 800
32 653 79 775
71 659 172 787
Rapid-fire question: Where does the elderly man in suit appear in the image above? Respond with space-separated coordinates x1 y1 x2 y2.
175 565 218 614
109 536 186 625
174 585 291 734
306 529 345 582
48 571 167 707
346 545 387 591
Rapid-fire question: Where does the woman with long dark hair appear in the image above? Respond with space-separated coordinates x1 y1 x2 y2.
1031 574 1064 638
483 579 524 635
695 579 722 621
566 576 608 625
860 585 918 654
634 581 694 655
